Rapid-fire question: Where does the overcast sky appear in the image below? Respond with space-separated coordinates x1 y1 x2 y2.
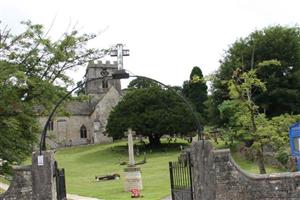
1 0 300 88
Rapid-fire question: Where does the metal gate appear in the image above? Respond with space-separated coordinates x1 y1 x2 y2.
169 153 193 200
54 161 67 200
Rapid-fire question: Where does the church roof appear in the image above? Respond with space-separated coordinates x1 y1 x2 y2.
34 95 105 116
65 94 105 116
65 101 94 115
35 87 121 117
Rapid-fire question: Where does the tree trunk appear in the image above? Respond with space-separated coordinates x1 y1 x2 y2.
249 106 257 133
257 148 266 174
148 135 161 146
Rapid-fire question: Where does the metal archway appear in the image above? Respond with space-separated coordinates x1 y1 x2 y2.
39 75 113 154
39 73 203 154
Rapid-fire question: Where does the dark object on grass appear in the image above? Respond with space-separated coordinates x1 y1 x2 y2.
120 161 127 165
95 173 120 181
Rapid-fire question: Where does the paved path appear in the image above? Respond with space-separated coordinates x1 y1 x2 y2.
1 181 171 200
67 194 101 200
0 182 101 200
161 195 172 200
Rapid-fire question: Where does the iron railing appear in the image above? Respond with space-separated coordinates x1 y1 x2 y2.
54 161 67 200
169 153 193 200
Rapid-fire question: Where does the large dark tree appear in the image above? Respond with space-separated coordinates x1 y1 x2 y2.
0 20 105 173
212 25 300 126
128 77 159 89
107 86 196 146
182 66 208 123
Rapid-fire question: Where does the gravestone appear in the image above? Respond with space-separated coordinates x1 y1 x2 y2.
124 128 143 191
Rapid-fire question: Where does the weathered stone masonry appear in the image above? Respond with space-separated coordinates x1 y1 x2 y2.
0 166 33 200
37 61 122 148
0 151 57 200
189 141 300 200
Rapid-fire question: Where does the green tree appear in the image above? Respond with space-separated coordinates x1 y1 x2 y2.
212 25 300 126
224 68 268 173
128 77 159 89
182 66 208 123
0 20 104 172
217 100 243 146
220 68 299 174
107 86 196 146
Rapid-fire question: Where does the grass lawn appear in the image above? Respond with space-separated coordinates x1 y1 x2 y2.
55 140 186 200
0 139 285 199
54 139 286 199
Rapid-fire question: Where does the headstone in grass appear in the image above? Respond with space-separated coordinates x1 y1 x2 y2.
124 128 143 192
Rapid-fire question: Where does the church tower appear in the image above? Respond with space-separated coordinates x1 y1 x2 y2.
85 61 121 95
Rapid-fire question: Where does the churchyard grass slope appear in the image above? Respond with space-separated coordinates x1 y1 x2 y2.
54 140 185 200
0 140 287 199
54 140 285 199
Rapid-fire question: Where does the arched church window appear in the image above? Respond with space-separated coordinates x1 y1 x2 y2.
102 80 108 88
80 125 87 138
47 120 54 131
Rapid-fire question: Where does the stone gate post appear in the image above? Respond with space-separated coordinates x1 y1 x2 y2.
189 140 216 200
32 151 57 200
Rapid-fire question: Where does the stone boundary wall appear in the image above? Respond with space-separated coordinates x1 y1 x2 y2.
189 140 300 200
0 151 57 200
0 166 33 199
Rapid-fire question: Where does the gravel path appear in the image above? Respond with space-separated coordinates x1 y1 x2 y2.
161 195 172 200
0 182 101 200
67 193 101 200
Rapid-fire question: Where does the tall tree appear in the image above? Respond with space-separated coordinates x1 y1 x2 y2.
107 86 196 146
128 77 159 89
226 68 267 173
182 66 208 123
219 68 300 174
212 25 300 125
0 20 105 172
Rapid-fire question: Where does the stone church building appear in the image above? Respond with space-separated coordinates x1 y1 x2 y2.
38 60 122 148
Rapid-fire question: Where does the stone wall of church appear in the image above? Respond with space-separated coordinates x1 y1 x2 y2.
85 61 121 95
90 87 120 143
37 59 123 148
38 115 92 148
38 87 121 148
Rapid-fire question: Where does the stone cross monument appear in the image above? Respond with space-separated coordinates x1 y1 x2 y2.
125 128 136 166
123 128 143 191
110 44 129 70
